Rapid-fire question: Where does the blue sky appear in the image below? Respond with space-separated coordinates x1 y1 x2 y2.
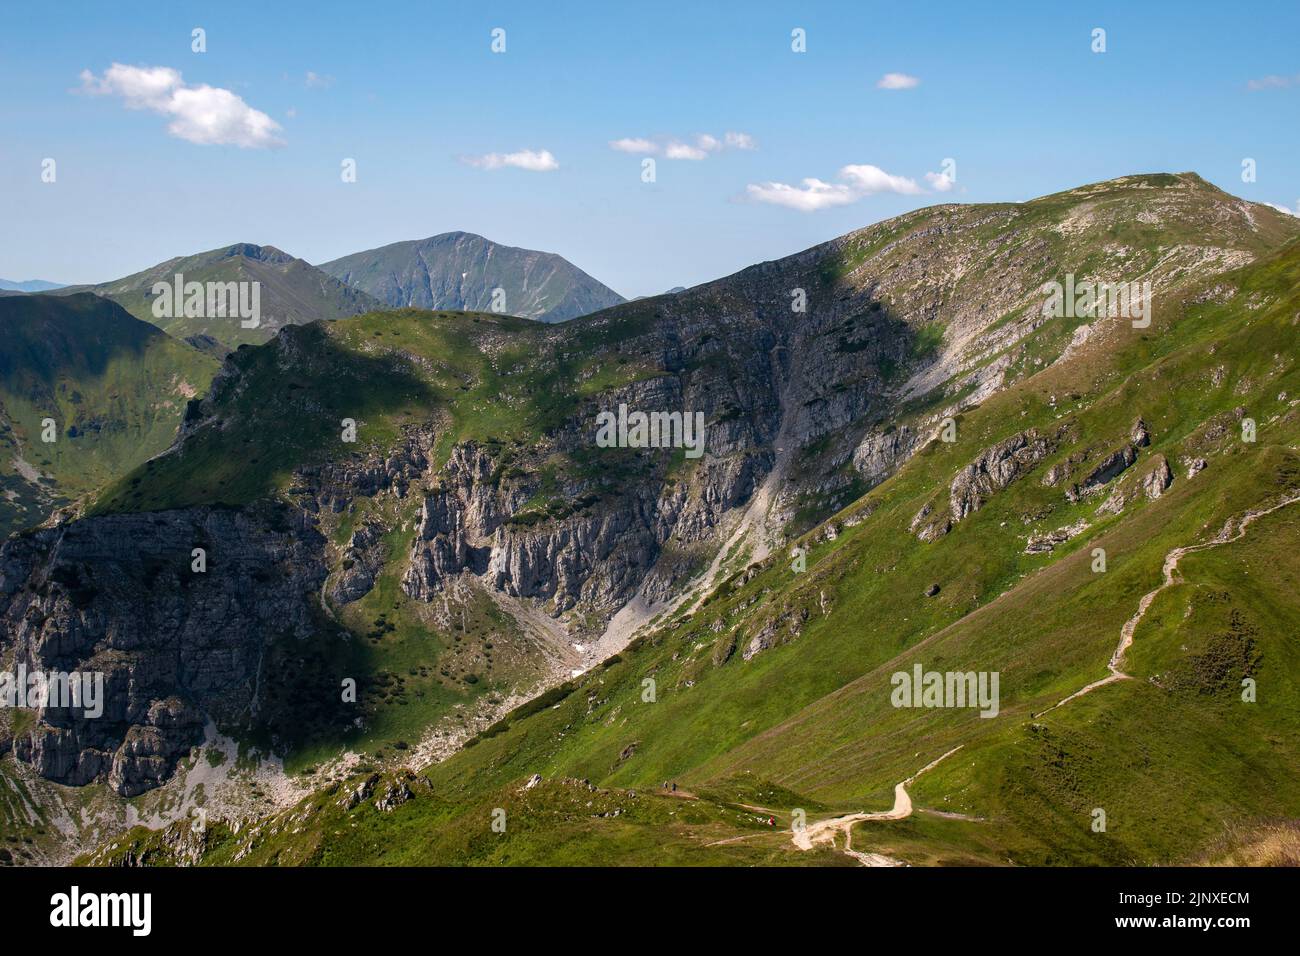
2 0 1298 297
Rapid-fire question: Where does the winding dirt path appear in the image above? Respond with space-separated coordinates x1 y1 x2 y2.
790 746 963 864
1036 490 1300 718
714 492 1299 864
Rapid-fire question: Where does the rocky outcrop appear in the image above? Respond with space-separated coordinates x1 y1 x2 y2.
742 604 809 661
1025 519 1090 554
1069 444 1139 501
329 520 388 605
0 502 328 795
106 698 206 797
292 423 439 515
912 426 1065 541
910 501 951 543
403 435 765 618
1141 455 1174 500
950 428 1058 522
852 425 920 488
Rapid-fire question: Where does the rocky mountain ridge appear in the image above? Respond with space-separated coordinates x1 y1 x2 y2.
3 172 1296 816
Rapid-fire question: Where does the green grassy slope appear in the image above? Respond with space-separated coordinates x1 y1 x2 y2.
88 305 660 516
0 293 218 537
94 233 1300 867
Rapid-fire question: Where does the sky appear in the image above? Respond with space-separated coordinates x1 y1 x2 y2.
1 0 1298 298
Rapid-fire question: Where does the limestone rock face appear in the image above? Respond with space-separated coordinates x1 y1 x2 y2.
1025 519 1090 554
1075 444 1139 497
852 426 919 488
950 429 1057 522
1142 455 1174 499
0 503 328 794
329 520 387 605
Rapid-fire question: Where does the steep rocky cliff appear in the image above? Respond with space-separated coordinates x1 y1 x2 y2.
0 503 328 794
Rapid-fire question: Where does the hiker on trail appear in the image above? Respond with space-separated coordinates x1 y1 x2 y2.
671 782 677 792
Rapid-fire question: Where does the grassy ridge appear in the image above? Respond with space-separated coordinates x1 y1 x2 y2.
90 307 662 516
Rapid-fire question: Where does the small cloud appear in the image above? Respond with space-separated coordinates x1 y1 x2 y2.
925 170 955 192
746 163 931 212
746 178 856 211
305 71 335 90
1261 201 1298 216
610 137 658 153
611 131 756 159
1246 74 1300 91
461 148 559 171
665 141 708 161
78 63 283 148
840 164 922 195
877 72 920 90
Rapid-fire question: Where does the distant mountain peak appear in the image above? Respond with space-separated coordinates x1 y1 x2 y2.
318 233 624 323
215 242 294 264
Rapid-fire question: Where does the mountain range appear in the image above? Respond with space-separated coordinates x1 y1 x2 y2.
40 234 625 358
0 279 64 293
2 173 1300 868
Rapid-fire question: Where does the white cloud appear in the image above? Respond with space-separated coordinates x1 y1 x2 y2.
610 137 658 153
841 164 922 195
747 163 936 212
746 178 856 211
665 141 708 161
305 71 335 89
611 131 756 159
877 72 920 90
1247 74 1300 91
925 170 956 192
1261 201 1298 216
462 148 559 171
79 63 283 148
